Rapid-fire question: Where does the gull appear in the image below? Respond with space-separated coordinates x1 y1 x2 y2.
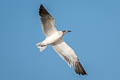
36 4 87 75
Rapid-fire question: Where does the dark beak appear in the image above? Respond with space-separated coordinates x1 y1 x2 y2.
67 30 72 32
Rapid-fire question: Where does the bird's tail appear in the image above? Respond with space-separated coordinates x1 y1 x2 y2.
36 42 47 52
73 60 87 75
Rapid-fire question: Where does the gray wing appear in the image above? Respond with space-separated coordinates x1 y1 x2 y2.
52 39 87 75
39 5 57 37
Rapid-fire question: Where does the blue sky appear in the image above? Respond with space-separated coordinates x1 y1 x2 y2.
0 0 120 80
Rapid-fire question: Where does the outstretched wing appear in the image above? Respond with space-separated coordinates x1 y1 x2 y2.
52 39 87 75
39 5 58 37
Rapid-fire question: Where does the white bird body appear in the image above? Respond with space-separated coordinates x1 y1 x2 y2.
40 31 63 46
36 5 87 75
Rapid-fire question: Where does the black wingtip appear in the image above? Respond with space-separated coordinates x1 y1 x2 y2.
39 4 51 17
73 61 87 75
40 4 44 9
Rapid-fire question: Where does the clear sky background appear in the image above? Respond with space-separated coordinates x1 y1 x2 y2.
0 0 120 80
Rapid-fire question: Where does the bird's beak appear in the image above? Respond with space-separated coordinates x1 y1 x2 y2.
67 30 72 32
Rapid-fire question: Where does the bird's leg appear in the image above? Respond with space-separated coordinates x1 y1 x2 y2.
36 42 47 47
40 45 46 47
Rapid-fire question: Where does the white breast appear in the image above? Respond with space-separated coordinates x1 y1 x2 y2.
41 31 63 45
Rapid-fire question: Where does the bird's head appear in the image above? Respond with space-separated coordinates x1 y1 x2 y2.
62 30 72 35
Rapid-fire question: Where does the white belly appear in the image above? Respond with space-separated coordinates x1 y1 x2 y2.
41 32 62 45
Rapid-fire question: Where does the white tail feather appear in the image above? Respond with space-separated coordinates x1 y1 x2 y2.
37 46 47 52
36 42 47 52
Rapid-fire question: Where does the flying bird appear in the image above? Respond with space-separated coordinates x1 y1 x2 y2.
36 4 87 75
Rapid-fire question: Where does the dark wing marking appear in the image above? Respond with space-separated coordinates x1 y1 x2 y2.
52 39 87 75
39 5 57 37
